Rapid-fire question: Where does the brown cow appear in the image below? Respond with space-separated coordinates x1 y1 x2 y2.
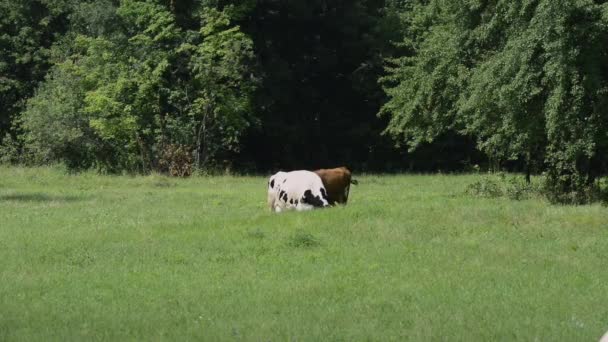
313 166 358 205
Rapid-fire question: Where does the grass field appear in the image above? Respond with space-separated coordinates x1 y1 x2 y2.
1 166 607 341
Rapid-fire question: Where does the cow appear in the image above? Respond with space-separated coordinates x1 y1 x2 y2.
313 166 358 205
267 170 330 213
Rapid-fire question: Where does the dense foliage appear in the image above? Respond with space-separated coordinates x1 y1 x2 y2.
2 0 407 172
15 1 258 172
1 0 607 202
0 0 71 140
381 0 608 203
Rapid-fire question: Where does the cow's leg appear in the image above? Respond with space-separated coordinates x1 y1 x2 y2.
287 197 297 210
296 203 314 211
268 194 276 212
293 198 306 211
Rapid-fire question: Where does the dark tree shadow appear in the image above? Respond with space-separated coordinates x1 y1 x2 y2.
0 193 88 202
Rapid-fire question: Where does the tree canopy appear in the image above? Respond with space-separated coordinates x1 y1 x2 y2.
381 0 608 202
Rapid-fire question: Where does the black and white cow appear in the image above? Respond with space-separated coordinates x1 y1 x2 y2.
267 170 330 212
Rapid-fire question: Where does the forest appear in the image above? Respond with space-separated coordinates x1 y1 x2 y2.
1 0 608 203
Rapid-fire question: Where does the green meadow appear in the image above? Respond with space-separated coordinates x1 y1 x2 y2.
0 166 607 341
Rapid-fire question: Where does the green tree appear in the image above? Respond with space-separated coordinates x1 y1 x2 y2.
0 0 72 137
18 0 258 172
381 0 608 202
19 61 98 169
180 7 257 169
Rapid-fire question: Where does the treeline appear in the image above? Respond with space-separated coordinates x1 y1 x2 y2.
1 0 607 203
1 0 414 174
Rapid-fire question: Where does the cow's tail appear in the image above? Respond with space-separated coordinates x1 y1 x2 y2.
350 179 359 185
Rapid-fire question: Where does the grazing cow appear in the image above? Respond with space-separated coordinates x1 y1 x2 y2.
313 166 358 205
267 170 329 213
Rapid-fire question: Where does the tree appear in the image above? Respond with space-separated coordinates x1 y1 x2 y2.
0 0 72 137
179 6 258 169
19 61 98 169
381 0 608 202
17 0 258 172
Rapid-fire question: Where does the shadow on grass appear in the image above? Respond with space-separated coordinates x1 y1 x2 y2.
0 193 87 202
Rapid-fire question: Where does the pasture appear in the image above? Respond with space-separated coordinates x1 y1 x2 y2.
0 166 607 341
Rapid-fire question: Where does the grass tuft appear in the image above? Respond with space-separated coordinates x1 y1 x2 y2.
247 229 266 239
288 231 321 248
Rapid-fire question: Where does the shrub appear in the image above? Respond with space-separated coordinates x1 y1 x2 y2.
466 173 608 204
0 134 21 164
466 175 503 198
505 176 538 201
541 174 605 205
157 144 193 177
467 173 543 201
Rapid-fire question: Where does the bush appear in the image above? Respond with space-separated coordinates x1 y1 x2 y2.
505 176 538 201
541 174 606 205
467 173 544 201
18 65 99 170
0 134 21 164
157 144 193 177
467 173 608 204
466 175 503 198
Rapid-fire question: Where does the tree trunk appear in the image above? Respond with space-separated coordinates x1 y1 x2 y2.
195 118 205 170
136 134 150 174
525 153 531 184
195 103 213 170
